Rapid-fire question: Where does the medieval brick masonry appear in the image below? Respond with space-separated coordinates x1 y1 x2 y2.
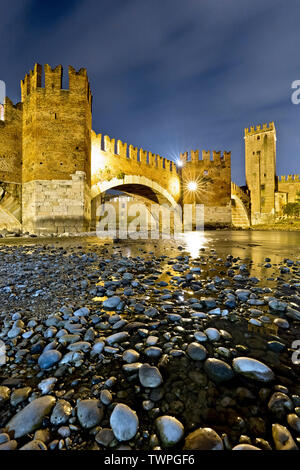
0 64 298 234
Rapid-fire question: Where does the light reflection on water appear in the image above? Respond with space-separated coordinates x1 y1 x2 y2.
0 230 299 266
176 231 208 258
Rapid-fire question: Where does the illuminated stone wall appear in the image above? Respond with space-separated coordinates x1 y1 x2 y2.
180 150 232 227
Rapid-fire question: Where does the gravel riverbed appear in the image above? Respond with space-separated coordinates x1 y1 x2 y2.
0 234 299 451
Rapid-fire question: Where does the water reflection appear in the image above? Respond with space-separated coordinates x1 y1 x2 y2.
177 231 208 259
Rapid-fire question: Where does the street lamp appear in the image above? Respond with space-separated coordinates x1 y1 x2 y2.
176 160 183 168
187 181 197 192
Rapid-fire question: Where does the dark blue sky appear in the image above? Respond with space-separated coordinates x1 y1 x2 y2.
1 0 300 184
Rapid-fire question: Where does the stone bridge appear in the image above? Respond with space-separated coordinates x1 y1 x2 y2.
231 182 251 228
90 132 236 229
90 132 182 228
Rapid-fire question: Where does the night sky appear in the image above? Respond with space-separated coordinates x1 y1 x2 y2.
1 0 300 185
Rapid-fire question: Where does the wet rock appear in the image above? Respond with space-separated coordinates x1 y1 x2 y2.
285 306 300 321
0 386 10 404
272 423 299 450
95 428 115 447
106 332 129 346
232 444 261 450
6 396 56 438
74 307 90 317
287 413 300 432
268 392 294 419
38 350 62 370
232 357 275 382
50 400 72 425
184 427 224 450
269 300 287 312
77 399 103 429
187 343 207 361
155 416 184 447
103 296 122 309
204 358 235 383
10 387 32 406
139 364 163 388
110 404 139 442
122 349 140 363
204 328 220 341
0 440 18 450
19 439 47 450
194 331 207 343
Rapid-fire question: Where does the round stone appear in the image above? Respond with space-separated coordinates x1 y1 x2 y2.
204 328 220 341
19 439 47 450
204 358 234 383
103 296 121 309
232 357 274 382
155 416 184 447
194 331 207 343
232 444 261 450
287 414 300 432
50 399 72 425
273 318 289 329
77 399 103 429
38 350 62 370
7 396 56 438
122 349 140 363
184 427 224 450
110 404 139 442
187 342 207 361
74 307 90 317
139 364 163 388
272 423 299 450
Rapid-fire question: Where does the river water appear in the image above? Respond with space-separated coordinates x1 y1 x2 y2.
1 229 299 265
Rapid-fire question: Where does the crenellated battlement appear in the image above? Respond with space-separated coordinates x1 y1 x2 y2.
91 131 177 173
244 121 275 136
278 174 300 182
179 149 231 164
0 98 22 126
21 63 92 104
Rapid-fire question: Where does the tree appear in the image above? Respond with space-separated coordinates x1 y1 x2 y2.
283 200 300 218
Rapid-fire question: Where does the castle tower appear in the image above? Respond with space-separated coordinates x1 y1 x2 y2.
244 122 276 225
21 64 92 234
180 149 231 227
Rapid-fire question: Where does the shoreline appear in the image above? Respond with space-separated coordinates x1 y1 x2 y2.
0 235 299 450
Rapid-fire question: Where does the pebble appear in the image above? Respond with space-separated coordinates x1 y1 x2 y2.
110 404 139 442
50 400 72 425
155 416 184 447
187 342 207 361
139 364 163 388
204 358 235 383
77 399 103 429
232 357 275 382
184 427 224 450
38 350 62 370
6 396 56 438
272 423 299 450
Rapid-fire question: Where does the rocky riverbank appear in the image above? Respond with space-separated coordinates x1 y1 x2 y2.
0 238 299 451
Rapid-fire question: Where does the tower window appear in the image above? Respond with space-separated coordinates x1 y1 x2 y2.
203 170 208 175
257 136 260 140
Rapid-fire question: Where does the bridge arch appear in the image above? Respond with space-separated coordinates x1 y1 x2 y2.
91 175 180 232
91 175 179 208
